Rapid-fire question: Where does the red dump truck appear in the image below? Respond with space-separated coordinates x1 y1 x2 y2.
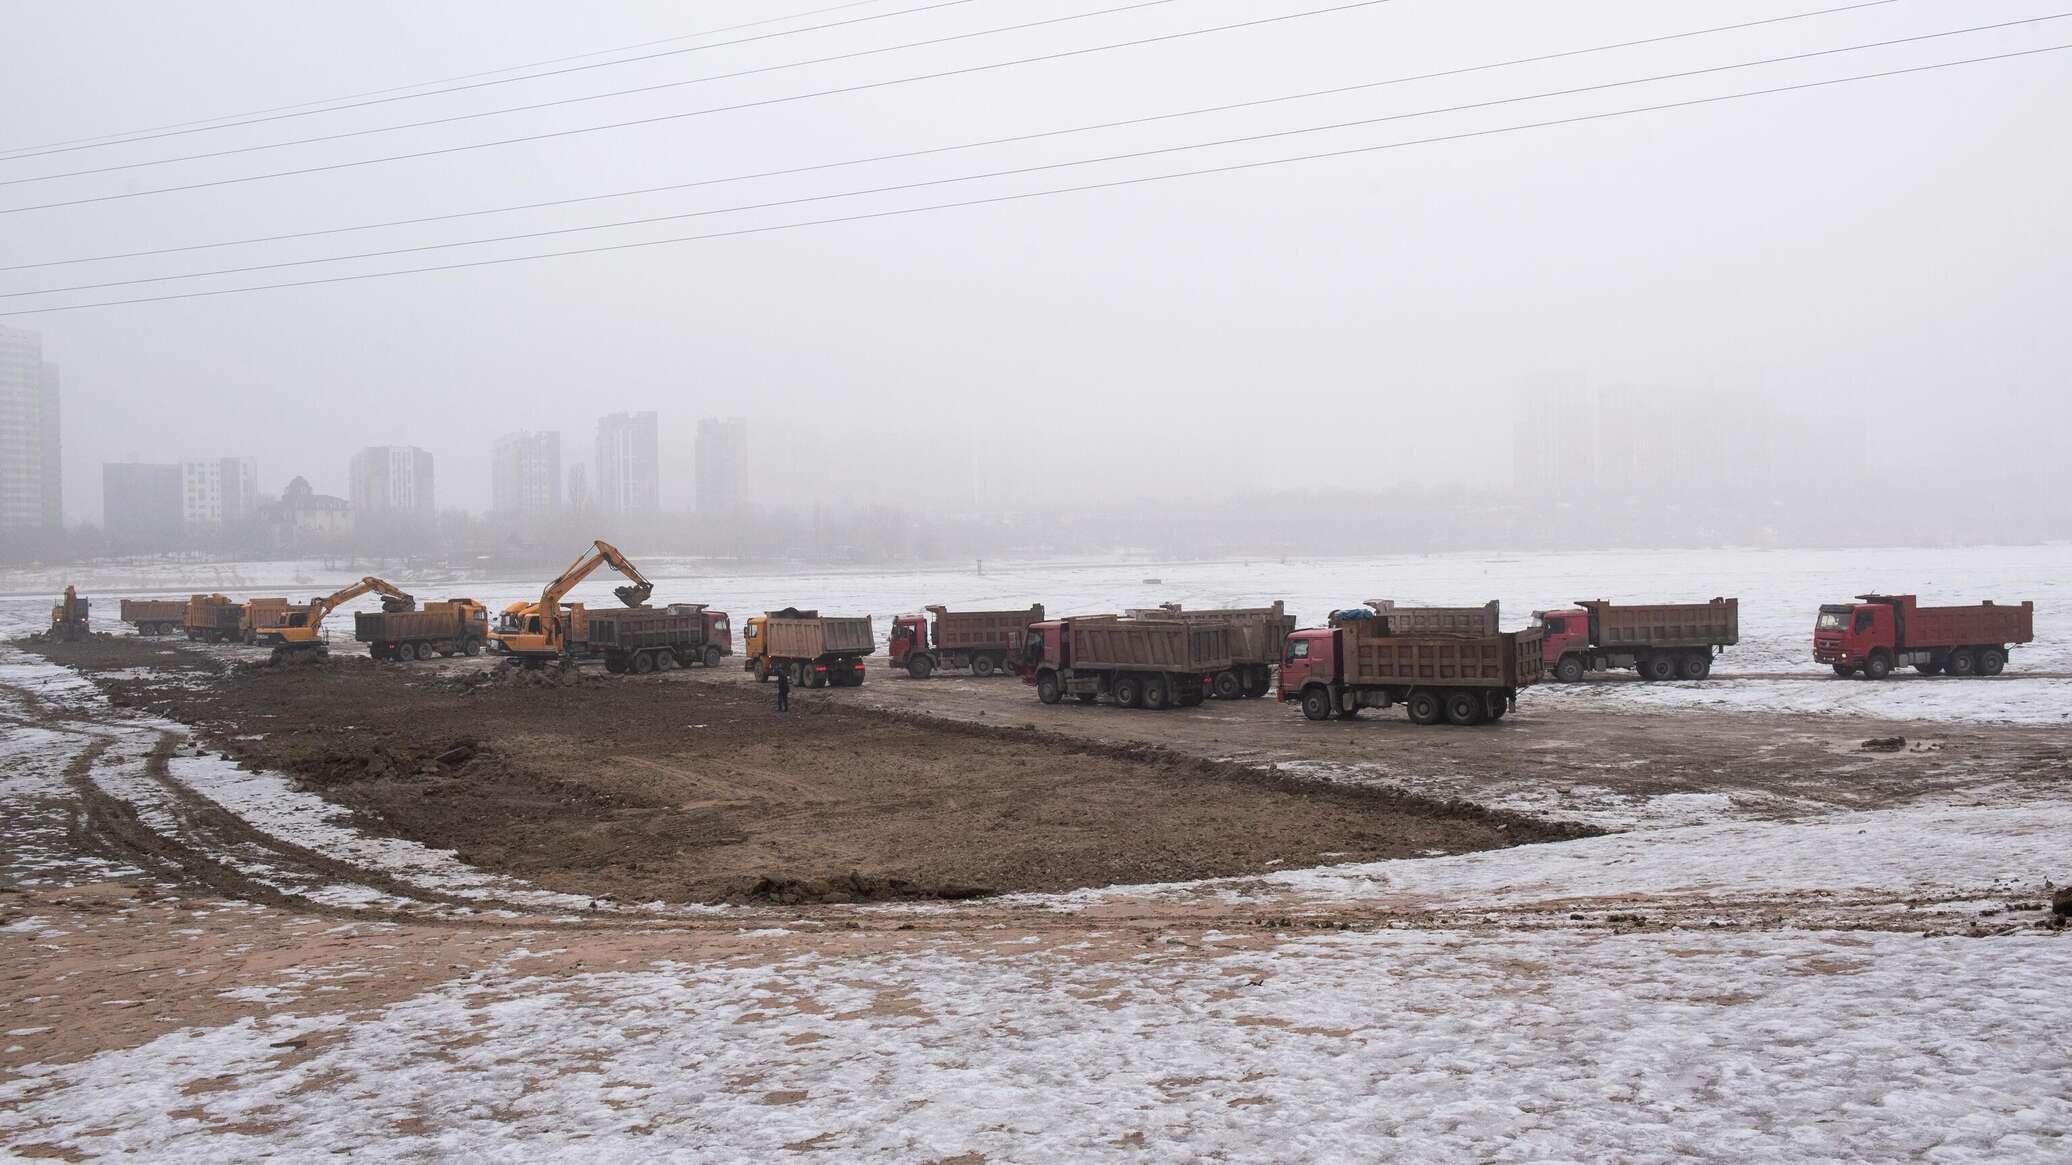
1279 608 1543 726
1012 614 1233 709
183 594 245 643
1815 594 2034 679
1536 598 1740 682
353 600 491 661
119 598 187 636
889 604 1043 678
1126 601 1295 699
587 604 733 674
744 609 873 687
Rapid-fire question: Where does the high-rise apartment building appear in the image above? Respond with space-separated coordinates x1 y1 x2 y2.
349 445 435 515
490 430 562 515
180 457 258 527
595 412 659 515
0 324 61 532
694 417 747 513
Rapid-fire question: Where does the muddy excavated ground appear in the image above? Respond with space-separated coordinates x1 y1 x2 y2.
32 635 1584 905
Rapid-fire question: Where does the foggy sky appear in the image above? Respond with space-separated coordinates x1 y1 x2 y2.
3 0 2068 523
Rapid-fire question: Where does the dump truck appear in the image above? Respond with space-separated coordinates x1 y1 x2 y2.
239 598 309 645
354 600 490 661
1128 601 1295 698
744 609 873 687
1535 598 1739 682
1011 614 1232 709
183 594 245 643
491 540 652 667
889 604 1043 678
587 604 733 674
119 599 187 636
46 587 90 642
1815 594 2034 679
1279 608 1542 726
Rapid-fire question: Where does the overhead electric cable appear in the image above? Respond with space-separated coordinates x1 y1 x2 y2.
5 13 2058 299
0 0 1399 213
0 0 1911 274
0 0 955 161
3 42 2061 319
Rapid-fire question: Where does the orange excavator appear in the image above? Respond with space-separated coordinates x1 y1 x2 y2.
490 540 651 666
46 586 90 642
258 576 414 661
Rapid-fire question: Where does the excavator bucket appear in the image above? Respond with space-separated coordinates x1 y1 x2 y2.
380 596 415 612
614 583 653 608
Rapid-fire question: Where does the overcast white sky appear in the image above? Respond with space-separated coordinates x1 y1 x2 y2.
2 0 2067 520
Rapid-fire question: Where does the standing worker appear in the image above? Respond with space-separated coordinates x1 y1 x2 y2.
775 665 791 713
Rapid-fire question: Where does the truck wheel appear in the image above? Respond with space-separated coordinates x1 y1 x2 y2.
1143 675 1172 711
1074 692 1099 704
1862 652 1892 680
1212 671 1242 700
605 656 626 674
1555 656 1585 684
396 641 419 662
657 651 678 671
627 652 652 675
1976 647 2006 676
1913 661 1941 676
1679 653 1711 680
1944 649 1975 677
1831 663 1855 677
702 645 721 667
463 638 482 657
1640 655 1676 681
1300 687 1332 721
907 656 934 680
971 654 996 677
1114 674 1144 709
1483 690 1510 721
1443 691 1486 725
753 658 769 682
1037 673 1062 704
1406 691 1443 726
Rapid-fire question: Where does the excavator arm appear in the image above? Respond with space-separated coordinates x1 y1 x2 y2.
540 540 652 612
264 576 414 646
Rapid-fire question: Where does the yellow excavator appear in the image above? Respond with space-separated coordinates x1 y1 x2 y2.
490 539 651 666
46 586 90 642
258 576 414 661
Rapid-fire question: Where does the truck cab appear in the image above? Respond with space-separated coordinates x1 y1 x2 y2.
741 615 767 669
1534 608 1591 677
1014 620 1068 676
889 613 928 668
1813 602 1885 673
1275 628 1335 699
703 609 732 655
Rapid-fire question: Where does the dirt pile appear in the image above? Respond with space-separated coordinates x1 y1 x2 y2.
447 664 602 692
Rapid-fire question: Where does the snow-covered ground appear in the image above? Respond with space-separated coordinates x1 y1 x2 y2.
6 544 2066 722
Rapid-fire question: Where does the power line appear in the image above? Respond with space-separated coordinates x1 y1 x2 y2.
4 42 2061 319
5 12 2056 299
0 0 1906 274
0 0 933 160
0 0 1398 214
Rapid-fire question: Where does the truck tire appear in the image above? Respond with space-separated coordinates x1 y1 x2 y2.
1037 672 1062 704
463 638 482 657
1443 691 1486 725
1862 652 1892 680
1944 649 1975 677
396 641 419 662
1679 652 1711 680
1212 671 1242 700
1406 691 1442 726
1114 674 1144 709
657 651 677 671
1300 687 1332 721
1976 647 2006 676
1831 663 1855 677
1074 692 1099 704
753 658 769 682
1246 670 1271 699
1143 674 1171 711
1640 655 1676 681
1555 656 1585 683
971 654 996 677
628 651 653 675
605 656 626 674
1913 661 1941 675
907 656 934 680
1483 690 1510 721
703 645 722 668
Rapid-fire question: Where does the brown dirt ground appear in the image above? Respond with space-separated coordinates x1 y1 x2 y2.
29 635 1584 906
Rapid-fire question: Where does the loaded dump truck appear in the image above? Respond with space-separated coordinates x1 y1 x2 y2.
744 608 873 687
183 594 244 643
1346 600 1500 637
1125 601 1294 699
889 604 1042 678
1279 606 1542 726
1815 594 2034 679
588 604 733 674
119 599 186 636
354 600 490 661
1011 614 1232 709
1536 598 1739 682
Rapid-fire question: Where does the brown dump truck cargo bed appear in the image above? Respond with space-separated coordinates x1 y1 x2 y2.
119 599 187 623
355 602 477 643
1579 599 1739 648
1127 602 1294 664
928 605 1043 650
1350 600 1501 637
1887 599 2033 649
587 606 697 649
1069 617 1233 673
1343 626 1543 688
765 614 874 659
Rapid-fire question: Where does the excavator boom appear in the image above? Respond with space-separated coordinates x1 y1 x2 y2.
493 540 652 660
261 576 414 647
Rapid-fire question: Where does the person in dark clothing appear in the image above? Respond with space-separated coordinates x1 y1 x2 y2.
775 667 791 712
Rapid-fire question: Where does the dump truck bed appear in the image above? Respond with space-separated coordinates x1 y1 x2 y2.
1579 599 1739 648
1345 600 1502 637
119 599 186 623
1894 601 2034 649
355 603 479 643
929 605 1043 650
1342 625 1543 688
1069 617 1233 673
587 606 700 649
1127 603 1294 664
765 615 874 659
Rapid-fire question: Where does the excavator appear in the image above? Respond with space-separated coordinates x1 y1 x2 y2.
257 576 414 662
45 586 90 642
490 539 651 666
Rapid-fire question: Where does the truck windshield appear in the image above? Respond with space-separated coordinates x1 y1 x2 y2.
1816 609 1851 631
